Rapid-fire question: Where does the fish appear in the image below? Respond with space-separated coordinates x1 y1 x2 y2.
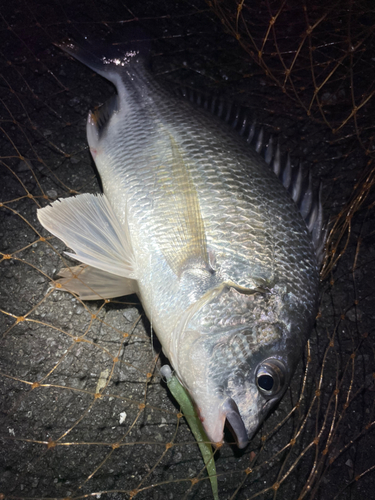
37 34 325 449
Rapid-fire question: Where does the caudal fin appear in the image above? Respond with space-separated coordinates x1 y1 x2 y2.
55 30 151 85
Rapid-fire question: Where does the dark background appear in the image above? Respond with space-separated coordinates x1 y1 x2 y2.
1 1 374 499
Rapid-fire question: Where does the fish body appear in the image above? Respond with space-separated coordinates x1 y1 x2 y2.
38 37 323 448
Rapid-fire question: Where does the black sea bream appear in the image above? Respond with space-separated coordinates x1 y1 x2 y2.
37 36 325 448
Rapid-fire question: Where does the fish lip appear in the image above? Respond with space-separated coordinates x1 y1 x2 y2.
224 398 249 449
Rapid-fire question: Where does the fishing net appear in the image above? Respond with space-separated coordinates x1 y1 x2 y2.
1 1 374 499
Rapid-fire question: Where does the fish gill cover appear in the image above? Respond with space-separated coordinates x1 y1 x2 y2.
0 1 374 499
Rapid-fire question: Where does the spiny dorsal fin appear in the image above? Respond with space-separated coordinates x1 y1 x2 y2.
253 132 327 267
175 87 258 144
175 87 326 266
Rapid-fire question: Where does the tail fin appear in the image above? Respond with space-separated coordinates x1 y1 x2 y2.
55 29 151 85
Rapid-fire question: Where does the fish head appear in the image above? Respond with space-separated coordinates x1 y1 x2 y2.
174 283 311 448
220 350 292 448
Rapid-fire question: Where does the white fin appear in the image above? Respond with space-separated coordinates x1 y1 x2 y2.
55 265 138 300
156 135 209 276
37 193 137 279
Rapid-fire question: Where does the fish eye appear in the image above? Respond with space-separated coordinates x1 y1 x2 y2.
256 358 286 397
257 374 274 391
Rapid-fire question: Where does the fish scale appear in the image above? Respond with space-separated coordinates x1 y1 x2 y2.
37 36 322 449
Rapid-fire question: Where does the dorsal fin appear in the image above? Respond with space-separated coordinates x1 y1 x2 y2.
175 87 326 266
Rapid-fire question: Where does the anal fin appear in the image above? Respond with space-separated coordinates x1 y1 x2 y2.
56 265 138 300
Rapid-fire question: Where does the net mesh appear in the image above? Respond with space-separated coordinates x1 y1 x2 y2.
1 1 374 499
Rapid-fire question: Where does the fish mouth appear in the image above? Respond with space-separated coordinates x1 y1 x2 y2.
224 398 249 449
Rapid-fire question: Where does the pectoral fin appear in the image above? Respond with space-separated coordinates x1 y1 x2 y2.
37 193 137 279
56 264 138 300
156 136 209 277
